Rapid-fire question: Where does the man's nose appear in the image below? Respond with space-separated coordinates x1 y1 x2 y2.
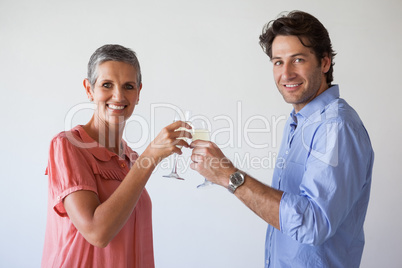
282 62 296 80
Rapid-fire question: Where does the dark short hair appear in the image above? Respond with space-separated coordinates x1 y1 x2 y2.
87 44 142 87
259 11 336 85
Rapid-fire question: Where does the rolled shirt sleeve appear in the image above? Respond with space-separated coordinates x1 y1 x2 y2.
279 111 373 246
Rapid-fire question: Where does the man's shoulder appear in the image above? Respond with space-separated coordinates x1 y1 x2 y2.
303 97 367 137
328 98 363 125
314 98 371 143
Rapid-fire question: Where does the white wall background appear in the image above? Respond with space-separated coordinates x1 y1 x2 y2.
0 0 401 267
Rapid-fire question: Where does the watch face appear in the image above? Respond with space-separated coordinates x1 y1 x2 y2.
231 172 244 186
229 171 245 193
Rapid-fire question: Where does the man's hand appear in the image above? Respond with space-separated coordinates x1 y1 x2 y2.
190 140 282 229
190 140 237 188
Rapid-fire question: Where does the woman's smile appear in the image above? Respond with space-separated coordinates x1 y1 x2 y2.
85 60 142 125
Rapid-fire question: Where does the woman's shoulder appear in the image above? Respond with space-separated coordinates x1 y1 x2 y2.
49 126 86 150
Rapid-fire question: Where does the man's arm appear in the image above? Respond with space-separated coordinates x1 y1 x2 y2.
235 174 283 229
190 140 283 230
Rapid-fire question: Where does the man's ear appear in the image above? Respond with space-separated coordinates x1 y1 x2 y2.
321 53 331 74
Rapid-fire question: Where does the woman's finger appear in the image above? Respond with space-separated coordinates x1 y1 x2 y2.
167 120 192 132
174 139 190 148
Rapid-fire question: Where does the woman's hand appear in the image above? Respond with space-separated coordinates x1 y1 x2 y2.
143 121 192 165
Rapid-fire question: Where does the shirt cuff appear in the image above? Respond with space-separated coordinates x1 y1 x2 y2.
280 192 311 242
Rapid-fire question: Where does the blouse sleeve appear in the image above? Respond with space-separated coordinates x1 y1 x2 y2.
46 134 98 217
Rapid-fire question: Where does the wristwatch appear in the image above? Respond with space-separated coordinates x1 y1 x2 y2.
228 170 245 194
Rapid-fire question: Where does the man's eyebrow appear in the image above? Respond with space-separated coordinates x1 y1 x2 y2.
291 53 309 57
271 53 309 61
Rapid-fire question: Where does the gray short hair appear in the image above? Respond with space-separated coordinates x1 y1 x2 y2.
87 44 142 87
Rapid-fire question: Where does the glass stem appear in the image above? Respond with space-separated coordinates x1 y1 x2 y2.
172 153 179 173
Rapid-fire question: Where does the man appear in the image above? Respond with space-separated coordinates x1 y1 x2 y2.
190 11 374 267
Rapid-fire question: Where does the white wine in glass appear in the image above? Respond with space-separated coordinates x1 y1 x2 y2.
192 126 213 188
192 129 210 141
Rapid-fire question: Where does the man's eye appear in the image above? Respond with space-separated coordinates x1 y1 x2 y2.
274 61 282 66
125 84 135 90
103 83 112 88
294 58 304 63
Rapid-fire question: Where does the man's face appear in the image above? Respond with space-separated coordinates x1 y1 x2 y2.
271 35 330 113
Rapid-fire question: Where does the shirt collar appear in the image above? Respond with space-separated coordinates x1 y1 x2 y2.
72 125 133 162
293 85 340 122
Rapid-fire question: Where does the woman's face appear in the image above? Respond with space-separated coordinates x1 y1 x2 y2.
85 61 142 126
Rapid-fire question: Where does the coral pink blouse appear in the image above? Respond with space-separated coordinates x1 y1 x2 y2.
42 125 154 268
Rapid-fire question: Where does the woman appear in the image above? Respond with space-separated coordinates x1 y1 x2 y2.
42 44 191 267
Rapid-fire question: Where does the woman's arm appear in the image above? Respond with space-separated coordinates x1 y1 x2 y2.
64 121 191 247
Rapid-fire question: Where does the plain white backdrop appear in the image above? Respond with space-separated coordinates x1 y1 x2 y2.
1 0 401 267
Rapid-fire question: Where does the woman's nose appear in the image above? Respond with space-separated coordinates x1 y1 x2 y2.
112 87 124 100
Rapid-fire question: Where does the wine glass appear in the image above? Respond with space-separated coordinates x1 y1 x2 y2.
192 121 213 188
163 111 191 180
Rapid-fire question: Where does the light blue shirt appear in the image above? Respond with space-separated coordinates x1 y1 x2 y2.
265 85 374 268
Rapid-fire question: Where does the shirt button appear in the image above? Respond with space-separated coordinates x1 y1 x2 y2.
121 163 126 167
285 151 289 154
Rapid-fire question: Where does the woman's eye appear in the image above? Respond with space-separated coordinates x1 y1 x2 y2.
103 83 112 88
274 61 282 66
125 84 135 90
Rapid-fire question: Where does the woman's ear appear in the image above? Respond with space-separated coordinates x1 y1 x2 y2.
136 83 142 104
83 79 93 101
